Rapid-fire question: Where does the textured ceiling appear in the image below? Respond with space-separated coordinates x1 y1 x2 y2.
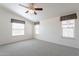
1 3 79 21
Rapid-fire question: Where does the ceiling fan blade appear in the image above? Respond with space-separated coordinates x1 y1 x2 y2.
25 11 29 13
35 8 43 11
19 4 29 9
34 11 37 15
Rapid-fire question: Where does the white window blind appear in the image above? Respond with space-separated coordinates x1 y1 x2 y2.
35 25 39 34
12 23 24 36
61 19 75 38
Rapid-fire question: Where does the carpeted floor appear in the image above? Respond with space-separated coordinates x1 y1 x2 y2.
0 39 79 56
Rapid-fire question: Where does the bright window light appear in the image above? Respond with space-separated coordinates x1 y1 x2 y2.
35 25 39 34
61 19 75 38
12 23 24 36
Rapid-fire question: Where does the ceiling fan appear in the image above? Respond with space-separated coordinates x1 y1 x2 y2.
19 3 43 15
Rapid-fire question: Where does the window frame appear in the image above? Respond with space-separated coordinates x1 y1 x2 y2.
11 19 25 36
61 19 75 39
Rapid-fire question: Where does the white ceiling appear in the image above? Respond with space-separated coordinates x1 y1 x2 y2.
1 3 79 21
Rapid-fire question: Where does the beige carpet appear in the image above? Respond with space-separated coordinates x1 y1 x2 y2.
0 39 79 56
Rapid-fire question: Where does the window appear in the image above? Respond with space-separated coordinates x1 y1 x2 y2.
12 23 24 36
11 19 25 36
35 25 39 34
61 19 75 38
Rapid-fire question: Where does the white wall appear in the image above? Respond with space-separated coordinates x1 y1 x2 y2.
35 11 79 49
0 6 33 45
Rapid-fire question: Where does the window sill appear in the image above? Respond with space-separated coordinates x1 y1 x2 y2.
12 35 24 37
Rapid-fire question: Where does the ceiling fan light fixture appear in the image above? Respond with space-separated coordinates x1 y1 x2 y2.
29 10 34 13
19 3 43 15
